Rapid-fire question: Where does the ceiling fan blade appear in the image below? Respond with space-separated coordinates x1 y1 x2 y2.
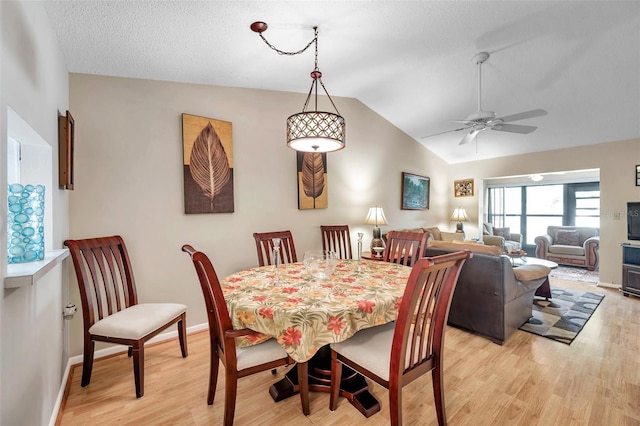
498 109 548 123
459 129 480 145
420 126 469 139
492 123 537 134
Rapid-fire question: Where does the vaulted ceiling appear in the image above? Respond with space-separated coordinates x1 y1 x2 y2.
43 1 640 164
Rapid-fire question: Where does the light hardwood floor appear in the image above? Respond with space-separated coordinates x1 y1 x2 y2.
57 279 640 425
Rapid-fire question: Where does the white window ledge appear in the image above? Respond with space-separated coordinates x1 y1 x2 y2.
4 249 69 288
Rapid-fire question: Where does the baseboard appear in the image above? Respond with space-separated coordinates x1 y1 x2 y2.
596 281 621 290
49 322 208 425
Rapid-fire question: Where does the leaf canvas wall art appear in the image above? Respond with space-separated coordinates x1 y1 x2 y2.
297 151 328 209
182 114 234 214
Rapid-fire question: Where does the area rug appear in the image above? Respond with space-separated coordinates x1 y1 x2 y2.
549 265 599 284
519 287 604 344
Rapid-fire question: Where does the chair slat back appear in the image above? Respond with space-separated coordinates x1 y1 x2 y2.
182 245 234 357
321 225 353 260
253 230 297 266
391 250 471 383
64 236 138 329
382 231 428 266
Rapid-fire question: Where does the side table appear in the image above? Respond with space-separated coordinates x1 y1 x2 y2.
361 251 384 261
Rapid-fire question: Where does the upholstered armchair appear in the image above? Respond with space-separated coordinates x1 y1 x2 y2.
482 223 522 253
534 226 599 271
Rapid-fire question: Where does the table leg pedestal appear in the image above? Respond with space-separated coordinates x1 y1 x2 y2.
268 346 381 417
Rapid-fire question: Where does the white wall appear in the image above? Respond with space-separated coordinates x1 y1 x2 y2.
0 2 69 425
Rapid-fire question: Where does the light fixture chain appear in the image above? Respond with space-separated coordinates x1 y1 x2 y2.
258 32 317 56
313 27 319 71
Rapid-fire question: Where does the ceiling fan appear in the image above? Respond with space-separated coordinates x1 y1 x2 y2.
423 51 548 146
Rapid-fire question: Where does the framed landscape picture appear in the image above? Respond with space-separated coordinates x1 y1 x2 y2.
401 172 430 210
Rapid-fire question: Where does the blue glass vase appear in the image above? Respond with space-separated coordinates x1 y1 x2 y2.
7 183 45 264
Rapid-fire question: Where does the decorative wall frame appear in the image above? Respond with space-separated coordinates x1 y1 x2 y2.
182 114 234 214
58 110 74 190
454 179 474 197
297 151 328 209
636 165 640 186
401 172 430 210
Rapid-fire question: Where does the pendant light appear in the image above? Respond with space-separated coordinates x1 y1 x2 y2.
251 21 346 153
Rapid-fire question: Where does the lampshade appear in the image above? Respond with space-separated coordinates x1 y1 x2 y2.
363 207 389 226
450 207 469 233
450 208 469 222
251 22 346 153
287 111 346 152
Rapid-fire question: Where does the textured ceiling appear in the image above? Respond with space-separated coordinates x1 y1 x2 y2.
42 1 640 164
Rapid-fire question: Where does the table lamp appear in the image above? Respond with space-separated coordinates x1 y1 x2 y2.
450 207 469 233
364 206 388 255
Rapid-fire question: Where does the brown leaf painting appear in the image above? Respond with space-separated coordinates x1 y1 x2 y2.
297 151 328 209
182 114 234 214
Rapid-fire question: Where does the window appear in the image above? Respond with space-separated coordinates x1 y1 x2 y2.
487 182 600 247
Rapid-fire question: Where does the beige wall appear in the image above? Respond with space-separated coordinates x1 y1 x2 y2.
67 73 450 356
447 138 640 285
68 73 639 359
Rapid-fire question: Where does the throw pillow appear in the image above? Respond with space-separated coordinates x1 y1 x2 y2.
425 227 442 241
483 223 494 236
493 227 511 240
555 229 580 246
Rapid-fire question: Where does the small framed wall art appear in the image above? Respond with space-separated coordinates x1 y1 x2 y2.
636 165 640 186
58 110 75 190
401 172 430 210
454 179 474 197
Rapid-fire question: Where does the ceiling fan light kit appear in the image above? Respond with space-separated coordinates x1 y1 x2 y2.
423 51 547 147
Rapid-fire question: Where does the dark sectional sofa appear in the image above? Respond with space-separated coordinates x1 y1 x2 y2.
425 244 549 345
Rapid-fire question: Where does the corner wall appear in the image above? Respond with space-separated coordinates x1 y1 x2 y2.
1 2 69 425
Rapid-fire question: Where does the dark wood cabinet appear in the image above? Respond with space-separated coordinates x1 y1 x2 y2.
622 244 640 298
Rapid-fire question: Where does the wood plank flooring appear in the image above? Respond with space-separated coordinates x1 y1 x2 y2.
57 279 640 425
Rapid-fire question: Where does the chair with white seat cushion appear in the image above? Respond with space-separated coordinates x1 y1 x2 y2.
182 244 310 425
329 250 472 426
64 235 187 398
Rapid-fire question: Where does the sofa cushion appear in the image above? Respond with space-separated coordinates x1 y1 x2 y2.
513 265 551 282
493 227 511 239
483 223 494 236
425 227 441 241
428 240 502 256
549 245 585 256
555 229 580 246
504 240 520 252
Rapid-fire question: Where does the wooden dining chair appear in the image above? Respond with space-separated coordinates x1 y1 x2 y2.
382 230 429 266
64 235 187 398
321 225 353 259
329 250 472 426
182 245 310 424
252 230 298 266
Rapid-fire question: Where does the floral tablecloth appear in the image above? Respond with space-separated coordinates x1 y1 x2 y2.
221 260 411 363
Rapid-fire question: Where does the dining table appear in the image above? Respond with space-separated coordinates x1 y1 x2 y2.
220 258 412 417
